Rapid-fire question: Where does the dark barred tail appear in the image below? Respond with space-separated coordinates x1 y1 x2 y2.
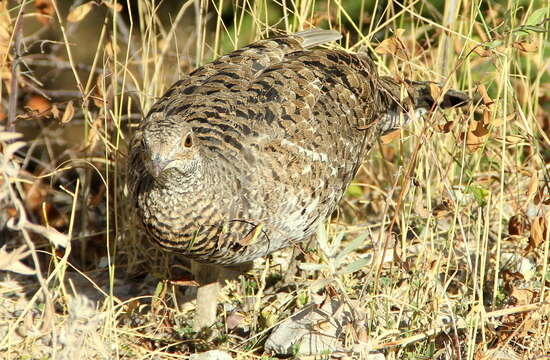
378 76 470 134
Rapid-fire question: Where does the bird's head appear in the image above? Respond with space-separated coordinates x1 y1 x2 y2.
141 113 202 185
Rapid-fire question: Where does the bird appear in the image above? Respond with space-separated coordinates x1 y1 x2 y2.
127 29 469 330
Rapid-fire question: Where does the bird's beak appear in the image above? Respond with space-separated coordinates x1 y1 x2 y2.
150 156 171 177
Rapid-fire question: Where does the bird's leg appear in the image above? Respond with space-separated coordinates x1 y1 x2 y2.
191 261 221 331
284 235 317 284
191 261 253 331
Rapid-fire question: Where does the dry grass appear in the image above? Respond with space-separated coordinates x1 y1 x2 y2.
0 0 549 359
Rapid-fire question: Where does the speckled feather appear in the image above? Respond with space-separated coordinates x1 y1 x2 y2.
128 29 468 265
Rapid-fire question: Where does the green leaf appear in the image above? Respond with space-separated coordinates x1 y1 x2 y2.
154 281 165 297
335 232 369 265
338 256 371 274
466 184 490 206
526 7 548 27
347 184 363 198
331 232 345 255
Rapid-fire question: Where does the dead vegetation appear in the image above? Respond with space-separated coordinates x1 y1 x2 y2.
0 0 549 359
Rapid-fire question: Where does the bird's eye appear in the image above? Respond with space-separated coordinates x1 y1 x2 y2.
182 133 193 148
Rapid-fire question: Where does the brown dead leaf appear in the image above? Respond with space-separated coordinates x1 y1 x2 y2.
67 2 94 23
438 119 456 133
477 84 494 107
433 199 452 218
24 181 48 213
502 269 524 290
34 0 54 25
226 312 245 330
528 216 547 249
510 287 535 306
473 116 490 137
375 28 406 56
25 94 52 114
61 100 75 123
464 119 488 151
474 22 489 42
6 206 17 218
429 83 442 103
380 129 401 144
487 112 515 127
513 39 538 53
508 214 528 236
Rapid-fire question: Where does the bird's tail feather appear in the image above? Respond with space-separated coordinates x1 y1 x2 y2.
378 76 470 134
294 29 342 48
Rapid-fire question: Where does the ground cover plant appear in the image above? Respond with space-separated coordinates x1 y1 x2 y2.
0 0 549 359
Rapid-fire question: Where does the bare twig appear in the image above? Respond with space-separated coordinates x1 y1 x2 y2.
7 8 24 131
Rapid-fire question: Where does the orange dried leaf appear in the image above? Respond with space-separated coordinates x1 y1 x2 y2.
25 95 51 114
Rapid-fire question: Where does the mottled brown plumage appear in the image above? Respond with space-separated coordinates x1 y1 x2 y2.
127 29 468 329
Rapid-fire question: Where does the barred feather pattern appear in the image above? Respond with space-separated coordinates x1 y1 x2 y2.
127 29 468 265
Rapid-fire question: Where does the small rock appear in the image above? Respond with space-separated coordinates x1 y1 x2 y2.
265 299 364 356
190 350 233 360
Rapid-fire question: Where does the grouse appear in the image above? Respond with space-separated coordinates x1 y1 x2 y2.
127 29 469 329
